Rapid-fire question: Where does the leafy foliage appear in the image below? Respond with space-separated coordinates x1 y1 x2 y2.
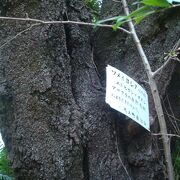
0 174 13 180
0 148 14 179
85 0 101 13
173 140 180 179
96 0 180 29
128 5 156 24
84 0 101 21
141 0 170 7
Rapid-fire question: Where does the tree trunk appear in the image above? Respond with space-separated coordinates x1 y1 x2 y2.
0 0 179 179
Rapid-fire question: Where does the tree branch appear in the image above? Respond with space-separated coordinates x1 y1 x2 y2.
115 135 131 180
152 133 180 139
152 39 180 78
0 16 131 34
121 0 174 179
0 23 40 49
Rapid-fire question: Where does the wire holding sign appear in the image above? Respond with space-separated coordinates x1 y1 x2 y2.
106 65 150 131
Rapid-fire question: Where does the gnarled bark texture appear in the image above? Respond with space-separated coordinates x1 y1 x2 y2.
0 0 179 179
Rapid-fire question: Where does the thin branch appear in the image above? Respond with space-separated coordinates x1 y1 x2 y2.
164 94 180 134
0 23 40 49
121 2 153 78
152 133 180 139
0 16 131 34
115 136 131 180
152 39 180 77
165 112 180 122
112 0 121 2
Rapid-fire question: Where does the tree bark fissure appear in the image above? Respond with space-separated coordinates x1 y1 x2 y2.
63 2 131 179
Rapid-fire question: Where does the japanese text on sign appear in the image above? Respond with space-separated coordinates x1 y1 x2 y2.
106 65 149 131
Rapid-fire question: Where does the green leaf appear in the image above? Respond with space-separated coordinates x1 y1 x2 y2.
134 15 147 24
116 16 129 25
129 5 155 17
134 9 155 24
116 16 128 22
0 174 12 180
111 16 130 30
112 24 118 31
95 16 128 29
129 5 156 23
141 0 171 7
113 21 126 30
0 148 14 178
95 16 121 25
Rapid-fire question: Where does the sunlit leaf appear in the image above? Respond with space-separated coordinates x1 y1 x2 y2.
129 6 155 17
0 174 12 180
95 16 121 25
129 5 156 23
141 0 171 7
134 14 148 24
112 24 118 31
116 16 128 22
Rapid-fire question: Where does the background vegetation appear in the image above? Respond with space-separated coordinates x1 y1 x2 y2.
173 140 180 179
0 148 14 180
85 0 101 21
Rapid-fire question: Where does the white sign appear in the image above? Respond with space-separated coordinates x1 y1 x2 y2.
0 134 4 149
106 65 149 131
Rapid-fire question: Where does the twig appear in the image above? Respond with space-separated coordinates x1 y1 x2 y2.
0 23 40 49
152 133 180 139
163 94 180 134
115 136 131 180
121 5 153 77
0 16 131 34
112 0 121 2
165 113 180 122
152 39 180 77
121 0 174 179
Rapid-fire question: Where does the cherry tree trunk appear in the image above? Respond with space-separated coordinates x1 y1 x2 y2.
0 0 179 179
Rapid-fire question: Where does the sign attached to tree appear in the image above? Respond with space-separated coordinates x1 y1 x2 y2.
106 65 149 131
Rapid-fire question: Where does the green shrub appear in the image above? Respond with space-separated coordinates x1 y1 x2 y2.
84 0 101 21
0 174 13 180
173 140 180 179
0 148 14 179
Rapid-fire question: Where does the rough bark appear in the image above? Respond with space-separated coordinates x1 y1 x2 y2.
0 0 179 180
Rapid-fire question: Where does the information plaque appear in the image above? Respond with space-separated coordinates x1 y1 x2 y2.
106 65 149 131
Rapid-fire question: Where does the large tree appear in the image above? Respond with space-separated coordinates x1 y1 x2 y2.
0 0 179 179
